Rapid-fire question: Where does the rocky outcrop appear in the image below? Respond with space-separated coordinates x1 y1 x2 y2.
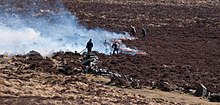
193 84 207 97
81 53 141 89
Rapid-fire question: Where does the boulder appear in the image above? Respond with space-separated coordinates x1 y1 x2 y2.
0 55 4 58
27 50 42 57
65 51 74 56
193 84 207 97
82 59 94 66
209 93 220 102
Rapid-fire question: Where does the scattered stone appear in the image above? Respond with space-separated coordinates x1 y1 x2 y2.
154 80 177 92
58 66 81 75
81 54 99 67
52 51 65 60
106 74 131 88
174 87 185 93
82 59 94 66
131 79 141 89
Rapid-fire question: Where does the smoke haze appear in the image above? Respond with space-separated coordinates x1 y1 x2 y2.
0 0 135 55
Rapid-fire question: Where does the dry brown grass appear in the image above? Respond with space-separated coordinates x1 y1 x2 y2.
1 56 217 104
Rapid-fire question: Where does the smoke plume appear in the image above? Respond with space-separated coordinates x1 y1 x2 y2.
0 0 138 55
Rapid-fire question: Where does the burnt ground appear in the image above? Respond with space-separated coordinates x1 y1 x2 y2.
63 0 220 93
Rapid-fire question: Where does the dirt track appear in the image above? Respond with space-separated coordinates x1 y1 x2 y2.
63 0 220 92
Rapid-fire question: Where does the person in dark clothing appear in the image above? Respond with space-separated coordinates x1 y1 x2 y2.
130 26 136 36
141 28 147 39
112 43 119 54
86 39 93 53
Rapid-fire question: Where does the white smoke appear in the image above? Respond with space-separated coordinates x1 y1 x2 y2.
0 0 136 55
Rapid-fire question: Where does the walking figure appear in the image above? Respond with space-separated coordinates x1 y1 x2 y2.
86 39 93 53
112 43 119 54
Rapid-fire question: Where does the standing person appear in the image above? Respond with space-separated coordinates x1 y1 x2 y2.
86 39 93 53
141 28 147 39
130 26 136 36
112 42 119 54
104 40 110 54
